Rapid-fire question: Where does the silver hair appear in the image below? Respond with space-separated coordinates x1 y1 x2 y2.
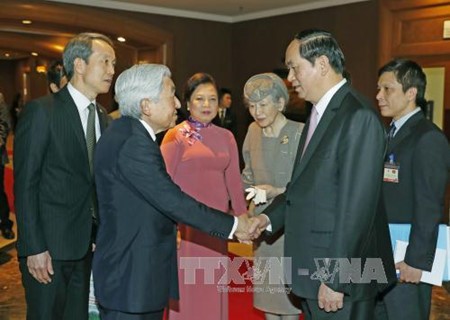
63 32 113 80
243 73 289 111
115 64 171 119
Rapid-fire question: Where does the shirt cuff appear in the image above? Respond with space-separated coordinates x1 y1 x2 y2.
260 214 272 232
229 216 238 239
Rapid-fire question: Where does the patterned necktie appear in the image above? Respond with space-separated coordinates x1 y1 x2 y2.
302 106 319 156
86 103 99 231
387 123 396 144
86 103 96 175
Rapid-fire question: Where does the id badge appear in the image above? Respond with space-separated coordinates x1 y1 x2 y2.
384 153 399 183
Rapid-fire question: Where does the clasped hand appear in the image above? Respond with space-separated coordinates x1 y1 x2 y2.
318 283 344 313
27 250 54 284
396 261 422 283
234 214 269 244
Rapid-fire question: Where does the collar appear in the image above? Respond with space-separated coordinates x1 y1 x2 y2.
314 78 347 123
67 82 96 112
391 107 421 136
139 119 157 141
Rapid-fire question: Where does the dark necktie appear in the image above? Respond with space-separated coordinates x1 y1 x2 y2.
219 109 225 125
86 104 99 230
86 103 96 175
387 123 396 144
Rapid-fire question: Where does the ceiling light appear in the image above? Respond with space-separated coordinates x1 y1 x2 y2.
31 52 38 56
36 65 47 73
117 36 126 43
22 20 32 25
5 53 10 57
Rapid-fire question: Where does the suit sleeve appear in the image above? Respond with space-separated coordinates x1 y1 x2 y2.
328 108 385 292
224 131 247 216
405 130 450 271
118 133 234 238
14 101 50 256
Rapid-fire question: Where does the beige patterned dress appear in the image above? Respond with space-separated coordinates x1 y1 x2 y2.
242 119 304 315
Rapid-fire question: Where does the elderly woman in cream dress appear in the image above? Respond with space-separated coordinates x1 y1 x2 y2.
242 73 304 320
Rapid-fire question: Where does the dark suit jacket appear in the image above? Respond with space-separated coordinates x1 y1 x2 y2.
14 87 109 260
381 111 450 271
92 116 234 313
212 108 237 136
266 83 396 301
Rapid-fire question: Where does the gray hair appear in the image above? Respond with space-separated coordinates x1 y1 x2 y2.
63 32 113 80
115 64 171 119
243 73 289 111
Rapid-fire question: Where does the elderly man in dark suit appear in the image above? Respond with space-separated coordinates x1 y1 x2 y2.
93 64 256 320
375 59 450 320
14 32 114 320
251 29 396 320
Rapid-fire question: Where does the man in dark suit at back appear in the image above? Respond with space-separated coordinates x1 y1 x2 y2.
213 88 237 136
375 59 450 320
47 60 68 94
251 29 396 319
14 32 115 320
93 64 257 320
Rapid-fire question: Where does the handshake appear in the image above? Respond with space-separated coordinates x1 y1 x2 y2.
234 214 270 243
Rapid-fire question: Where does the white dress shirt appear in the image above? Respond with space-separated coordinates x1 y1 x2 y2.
390 107 421 137
314 78 347 124
67 83 101 141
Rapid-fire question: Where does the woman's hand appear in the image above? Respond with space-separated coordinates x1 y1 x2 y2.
254 184 285 199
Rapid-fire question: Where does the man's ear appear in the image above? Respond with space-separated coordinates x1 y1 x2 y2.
73 57 86 76
406 87 418 102
317 55 330 76
140 98 152 117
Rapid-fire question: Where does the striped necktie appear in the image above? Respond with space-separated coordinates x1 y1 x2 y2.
86 103 96 175
387 123 396 144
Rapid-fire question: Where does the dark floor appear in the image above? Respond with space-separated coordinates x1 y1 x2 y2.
1 247 450 319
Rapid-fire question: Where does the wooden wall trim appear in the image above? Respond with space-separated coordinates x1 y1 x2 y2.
383 0 450 11
0 0 174 67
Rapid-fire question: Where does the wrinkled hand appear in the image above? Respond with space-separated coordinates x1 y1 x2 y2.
318 283 344 313
396 261 422 283
235 214 263 243
247 214 270 238
254 184 286 200
27 251 54 284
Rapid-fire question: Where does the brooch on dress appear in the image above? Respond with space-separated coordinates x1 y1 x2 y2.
280 135 289 144
178 123 202 146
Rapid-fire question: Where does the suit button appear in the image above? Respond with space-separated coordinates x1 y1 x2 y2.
286 200 291 206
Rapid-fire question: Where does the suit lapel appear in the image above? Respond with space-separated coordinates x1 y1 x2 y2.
97 105 108 133
387 112 424 153
291 84 350 181
58 87 90 172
